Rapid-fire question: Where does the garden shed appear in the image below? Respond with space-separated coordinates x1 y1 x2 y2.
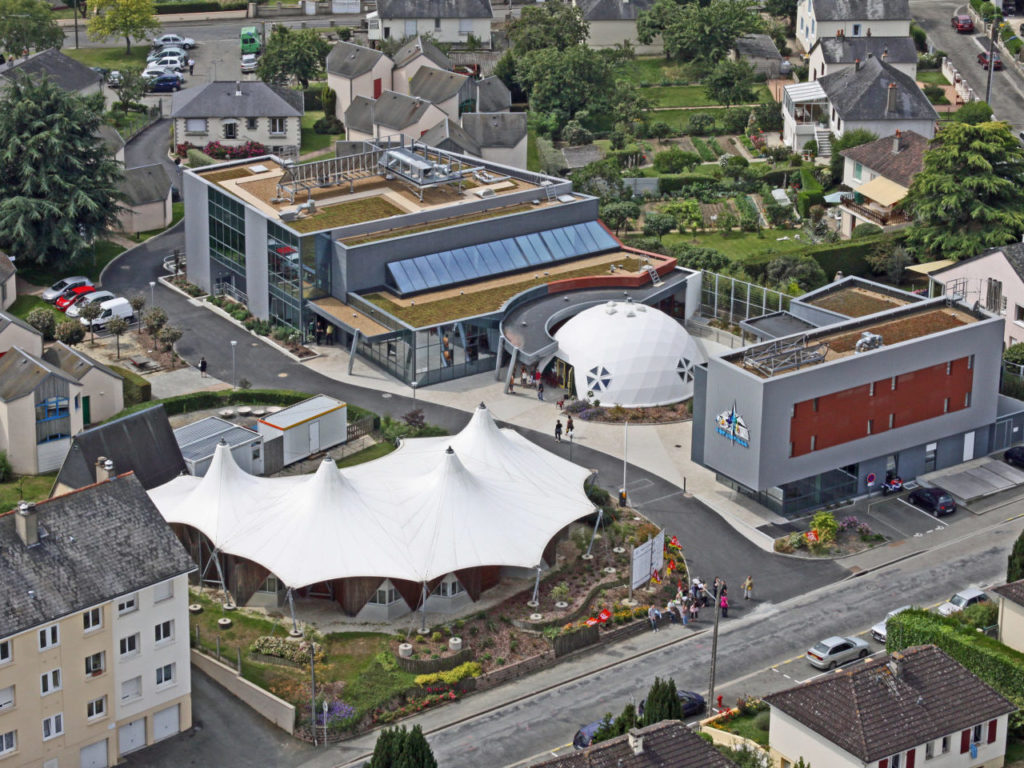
174 416 266 477
256 394 347 465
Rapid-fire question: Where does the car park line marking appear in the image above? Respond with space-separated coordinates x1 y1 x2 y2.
897 497 949 527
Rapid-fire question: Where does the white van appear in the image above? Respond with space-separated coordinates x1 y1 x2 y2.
80 297 133 330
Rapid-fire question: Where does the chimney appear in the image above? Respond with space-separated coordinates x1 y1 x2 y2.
235 80 242 97
627 729 645 756
892 129 902 154
886 82 897 113
16 501 39 547
95 457 115 483
888 651 906 680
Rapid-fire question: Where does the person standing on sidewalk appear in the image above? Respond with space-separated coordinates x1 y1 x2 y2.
566 415 574 440
647 605 660 633
742 575 753 600
537 382 544 401
554 419 563 443
199 357 207 377
720 591 729 618
188 58 195 76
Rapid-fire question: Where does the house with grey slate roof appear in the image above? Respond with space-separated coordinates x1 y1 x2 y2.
408 66 468 119
782 54 936 155
809 34 918 80
42 342 124 426
326 40 393 119
117 163 173 235
344 91 447 142
0 310 40 354
474 75 510 112
732 33 784 78
797 0 911 53
533 721 738 768
420 117 482 156
0 471 195 768
461 111 528 168
392 35 452 91
765 645 1015 768
0 254 16 312
0 48 102 97
574 0 662 55
171 80 304 158
367 0 493 45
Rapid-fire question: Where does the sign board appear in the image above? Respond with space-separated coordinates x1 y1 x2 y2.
715 404 750 448
631 529 665 590
866 472 877 486
805 530 819 544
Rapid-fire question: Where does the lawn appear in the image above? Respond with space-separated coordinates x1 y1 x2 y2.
336 441 396 468
649 108 724 132
615 56 705 85
645 85 773 108
289 196 405 234
0 474 56 512
64 46 149 73
916 70 951 86
300 110 345 155
662 230 808 261
7 295 63 324
363 257 645 326
16 241 127 288
709 706 770 748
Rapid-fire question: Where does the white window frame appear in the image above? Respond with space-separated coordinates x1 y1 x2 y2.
153 580 173 603
155 620 173 644
0 640 9 665
85 651 105 676
121 676 142 703
185 118 207 134
40 669 61 696
269 117 287 136
0 730 14 755
0 685 13 712
459 17 473 34
38 625 59 650
87 695 106 720
119 633 140 658
41 713 63 741
156 663 175 687
117 594 138 615
83 607 102 632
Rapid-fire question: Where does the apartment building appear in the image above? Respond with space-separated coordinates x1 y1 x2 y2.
0 469 195 768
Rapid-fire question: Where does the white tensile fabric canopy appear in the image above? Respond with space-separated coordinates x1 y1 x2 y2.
148 404 595 588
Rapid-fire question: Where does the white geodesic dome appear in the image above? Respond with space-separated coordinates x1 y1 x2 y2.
554 301 705 407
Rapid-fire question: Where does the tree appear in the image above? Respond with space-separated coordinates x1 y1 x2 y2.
643 212 675 241
643 677 682 725
954 100 994 125
600 200 641 234
903 122 1024 261
400 725 437 768
828 129 877 185
716 210 738 232
107 316 128 359
515 46 620 131
704 59 756 108
766 254 826 291
0 0 63 59
55 318 85 346
368 725 437 768
129 292 147 331
87 0 160 54
648 121 673 140
561 120 593 146
142 306 167 338
570 158 626 203
669 243 728 270
507 3 589 55
638 0 761 63
26 308 56 341
653 147 700 173
1005 342 1024 366
114 68 147 113
865 239 915 284
256 26 331 89
762 0 797 27
1009 529 1024 582
0 77 122 268
662 199 703 235
686 112 715 135
78 301 103 346
158 324 182 353
368 727 404 768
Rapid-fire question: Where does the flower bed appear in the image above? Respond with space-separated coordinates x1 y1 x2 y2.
250 635 325 664
773 513 887 556
562 399 691 424
704 698 770 748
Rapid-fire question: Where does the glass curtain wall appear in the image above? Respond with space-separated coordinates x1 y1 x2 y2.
208 188 247 299
267 224 332 335
413 319 499 385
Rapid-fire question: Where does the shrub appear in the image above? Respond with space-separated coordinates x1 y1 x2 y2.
653 147 700 174
657 173 718 195
796 190 825 218
430 631 443 642
561 120 593 146
110 365 152 406
0 451 11 483
810 510 838 544
686 113 715 135
250 636 325 664
720 107 751 135
55 319 85 346
26 308 56 341
186 148 217 167
313 115 343 134
550 582 570 603
909 22 928 52
852 223 883 239
203 140 267 160
753 709 771 732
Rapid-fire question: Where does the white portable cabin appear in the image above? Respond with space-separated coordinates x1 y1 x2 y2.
256 394 347 465
174 416 265 476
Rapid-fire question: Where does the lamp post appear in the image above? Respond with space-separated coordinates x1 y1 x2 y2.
230 340 237 389
985 18 999 104
149 281 155 307
568 431 574 463
411 380 418 401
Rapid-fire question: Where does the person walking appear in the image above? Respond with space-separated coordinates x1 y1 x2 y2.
188 57 195 76
199 357 207 378
325 324 334 346
647 605 660 633
689 599 698 622
742 575 753 600
537 383 544 401
521 367 529 389
566 415 574 440
554 419 563 443
720 591 729 618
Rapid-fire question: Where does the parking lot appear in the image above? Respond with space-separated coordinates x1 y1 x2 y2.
858 494 950 540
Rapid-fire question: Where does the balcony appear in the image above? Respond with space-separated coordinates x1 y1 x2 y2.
841 199 911 228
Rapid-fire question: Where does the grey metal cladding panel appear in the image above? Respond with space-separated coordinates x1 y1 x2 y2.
700 356 767 490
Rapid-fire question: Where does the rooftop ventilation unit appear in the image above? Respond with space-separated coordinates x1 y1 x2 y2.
854 332 883 353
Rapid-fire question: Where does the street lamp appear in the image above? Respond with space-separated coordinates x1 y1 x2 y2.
411 380 418 401
149 281 155 307
230 340 238 389
568 431 574 463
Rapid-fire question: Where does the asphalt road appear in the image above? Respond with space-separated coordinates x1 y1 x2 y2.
911 0 1024 131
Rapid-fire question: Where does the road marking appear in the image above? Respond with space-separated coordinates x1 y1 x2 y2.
898 497 949 528
635 490 686 506
506 744 574 768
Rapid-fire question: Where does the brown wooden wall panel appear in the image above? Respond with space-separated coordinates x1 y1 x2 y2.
336 577 381 616
790 356 974 457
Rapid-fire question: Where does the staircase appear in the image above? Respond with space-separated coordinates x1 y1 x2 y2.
815 128 832 158
644 264 663 285
540 180 557 201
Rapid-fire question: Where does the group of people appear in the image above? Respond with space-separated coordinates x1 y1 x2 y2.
554 416 575 443
508 366 546 399
309 319 336 346
647 575 754 632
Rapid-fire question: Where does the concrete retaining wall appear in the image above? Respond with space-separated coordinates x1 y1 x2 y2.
191 649 296 734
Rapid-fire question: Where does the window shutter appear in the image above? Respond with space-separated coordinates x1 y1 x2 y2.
961 729 971 754
878 760 888 768
988 719 997 744
905 748 915 768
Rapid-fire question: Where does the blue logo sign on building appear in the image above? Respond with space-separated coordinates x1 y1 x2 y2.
716 405 750 448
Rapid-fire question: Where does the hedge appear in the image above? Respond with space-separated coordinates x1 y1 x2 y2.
761 168 797 188
111 389 377 424
796 190 824 218
186 148 217 167
887 609 1024 732
658 173 717 194
743 232 903 278
109 365 151 406
154 0 245 11
799 166 823 193
414 661 482 687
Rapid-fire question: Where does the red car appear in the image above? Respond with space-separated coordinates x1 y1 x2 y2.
952 14 974 32
979 50 1003 70
55 285 96 311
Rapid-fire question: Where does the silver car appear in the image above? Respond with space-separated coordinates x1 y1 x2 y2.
871 605 913 643
806 635 870 670
41 276 92 303
66 290 116 318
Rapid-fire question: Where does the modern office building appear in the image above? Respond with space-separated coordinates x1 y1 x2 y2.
182 139 696 389
692 277 1024 516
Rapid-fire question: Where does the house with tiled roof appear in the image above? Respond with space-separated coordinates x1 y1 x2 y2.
809 35 918 80
532 720 738 768
992 579 1024 654
326 40 394 120
573 0 663 55
796 0 910 54
344 91 447 143
0 48 102 97
764 645 1016 768
837 129 926 238
367 0 493 45
117 164 174 235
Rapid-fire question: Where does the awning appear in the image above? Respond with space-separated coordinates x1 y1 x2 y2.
784 81 827 103
854 177 909 207
906 259 957 275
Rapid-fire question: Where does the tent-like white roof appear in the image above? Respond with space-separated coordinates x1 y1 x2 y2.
148 404 595 587
554 301 706 408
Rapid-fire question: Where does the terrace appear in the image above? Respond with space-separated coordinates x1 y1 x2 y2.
802 284 915 318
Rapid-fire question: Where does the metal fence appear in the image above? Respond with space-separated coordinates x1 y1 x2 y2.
121 103 163 142
1003 360 1024 399
700 270 791 327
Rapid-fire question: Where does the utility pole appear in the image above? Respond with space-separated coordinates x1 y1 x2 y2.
309 643 318 746
706 583 723 717
985 16 999 104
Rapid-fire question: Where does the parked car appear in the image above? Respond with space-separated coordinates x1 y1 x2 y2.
142 65 178 81
952 14 975 32
66 290 116 318
148 45 187 63
55 285 96 311
41 276 92 303
1004 446 1024 467
149 74 183 93
153 33 196 49
90 66 109 79
107 70 123 88
150 54 186 72
805 635 869 670
938 588 990 617
871 605 913 643
906 487 957 516
80 297 134 330
241 53 259 73
573 720 603 750
978 50 1003 70
572 690 705 749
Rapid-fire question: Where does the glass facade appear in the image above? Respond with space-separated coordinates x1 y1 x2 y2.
718 465 859 518
209 188 247 299
267 223 331 335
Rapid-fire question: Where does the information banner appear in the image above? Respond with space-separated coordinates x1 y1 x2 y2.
630 529 665 590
